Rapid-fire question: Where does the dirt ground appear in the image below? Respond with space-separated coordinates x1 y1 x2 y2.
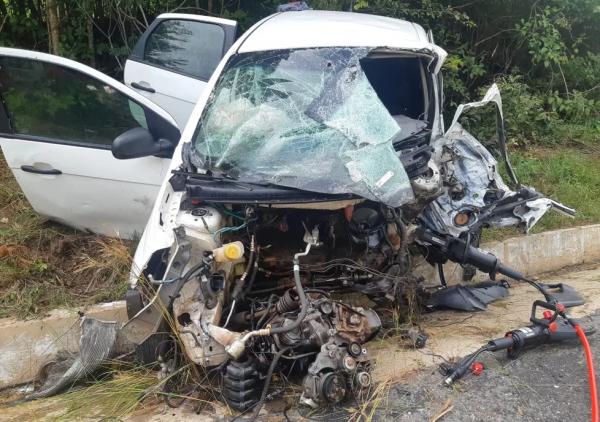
3 264 600 421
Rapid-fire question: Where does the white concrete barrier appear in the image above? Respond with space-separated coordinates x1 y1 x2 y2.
2 224 600 389
0 301 127 389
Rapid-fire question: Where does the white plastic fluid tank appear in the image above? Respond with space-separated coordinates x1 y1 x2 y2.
176 206 223 250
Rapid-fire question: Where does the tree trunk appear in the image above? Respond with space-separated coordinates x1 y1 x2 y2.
87 16 95 67
207 0 213 13
46 0 60 54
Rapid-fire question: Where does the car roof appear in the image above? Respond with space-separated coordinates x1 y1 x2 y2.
238 10 431 53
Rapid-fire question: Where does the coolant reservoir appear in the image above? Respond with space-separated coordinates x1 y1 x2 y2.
176 206 223 250
213 241 245 263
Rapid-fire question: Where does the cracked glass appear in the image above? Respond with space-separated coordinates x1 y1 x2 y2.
191 47 415 206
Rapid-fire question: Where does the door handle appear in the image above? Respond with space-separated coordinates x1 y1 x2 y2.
131 82 156 93
21 165 62 175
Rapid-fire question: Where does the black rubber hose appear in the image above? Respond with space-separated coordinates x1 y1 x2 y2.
437 262 447 288
269 258 309 335
256 294 277 329
247 347 291 421
242 237 256 283
232 237 256 300
166 260 209 307
444 344 492 386
241 253 259 299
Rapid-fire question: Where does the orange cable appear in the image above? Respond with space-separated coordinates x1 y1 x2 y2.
575 324 599 422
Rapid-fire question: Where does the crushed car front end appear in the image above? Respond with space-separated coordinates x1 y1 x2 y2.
120 11 573 413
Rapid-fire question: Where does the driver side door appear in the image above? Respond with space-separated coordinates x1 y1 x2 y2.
0 48 180 239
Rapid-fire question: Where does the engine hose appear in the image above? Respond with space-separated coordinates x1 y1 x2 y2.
575 324 599 422
232 236 256 300
241 236 256 284
256 295 277 329
166 260 210 307
241 254 259 298
225 244 312 359
392 208 408 255
269 244 312 335
247 347 291 422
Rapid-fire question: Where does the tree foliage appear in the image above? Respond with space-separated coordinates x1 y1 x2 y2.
0 0 599 143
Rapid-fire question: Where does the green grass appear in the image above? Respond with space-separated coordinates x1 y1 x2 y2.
483 147 600 241
550 122 600 151
513 149 600 229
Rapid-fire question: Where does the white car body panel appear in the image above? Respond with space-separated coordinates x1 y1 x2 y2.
124 60 206 129
0 47 179 239
0 140 168 237
238 11 440 54
155 12 238 27
129 10 448 283
124 13 237 129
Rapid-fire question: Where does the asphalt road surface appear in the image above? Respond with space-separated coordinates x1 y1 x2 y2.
375 312 599 422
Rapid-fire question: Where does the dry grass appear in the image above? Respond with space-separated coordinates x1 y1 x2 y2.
73 237 134 294
49 370 157 420
2 366 161 422
0 154 134 318
346 377 393 422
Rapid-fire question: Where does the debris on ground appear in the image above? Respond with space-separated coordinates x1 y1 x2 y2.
3 265 600 421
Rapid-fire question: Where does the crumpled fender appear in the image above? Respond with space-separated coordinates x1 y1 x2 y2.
447 83 518 187
422 84 575 237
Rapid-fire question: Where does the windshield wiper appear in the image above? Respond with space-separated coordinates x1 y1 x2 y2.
172 169 237 181
171 169 274 191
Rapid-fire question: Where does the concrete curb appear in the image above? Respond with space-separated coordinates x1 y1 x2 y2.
2 224 600 389
0 301 127 389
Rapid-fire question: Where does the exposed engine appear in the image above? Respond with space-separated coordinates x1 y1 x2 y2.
169 203 404 410
120 85 574 416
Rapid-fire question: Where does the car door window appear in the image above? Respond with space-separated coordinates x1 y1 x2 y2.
0 56 147 147
143 19 225 81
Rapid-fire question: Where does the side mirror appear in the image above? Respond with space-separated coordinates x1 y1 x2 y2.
112 127 174 159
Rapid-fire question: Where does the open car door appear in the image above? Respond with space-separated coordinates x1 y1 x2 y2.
124 13 237 128
0 47 180 239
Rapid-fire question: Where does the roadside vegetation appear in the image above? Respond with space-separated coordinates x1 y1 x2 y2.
0 153 132 318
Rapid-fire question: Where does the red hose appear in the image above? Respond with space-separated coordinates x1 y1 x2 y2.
575 324 599 422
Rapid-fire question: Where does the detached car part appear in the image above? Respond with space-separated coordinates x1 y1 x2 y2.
25 318 119 401
426 281 510 312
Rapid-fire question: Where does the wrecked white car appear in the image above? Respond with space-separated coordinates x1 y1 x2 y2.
115 11 573 413
4 10 574 415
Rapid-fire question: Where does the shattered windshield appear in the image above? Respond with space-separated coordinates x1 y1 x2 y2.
191 47 416 206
